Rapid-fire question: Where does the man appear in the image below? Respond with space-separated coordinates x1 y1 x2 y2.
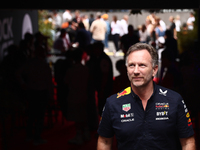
187 12 195 30
52 10 62 29
90 12 107 43
16 46 54 145
119 15 129 37
101 13 111 51
89 14 95 28
72 10 81 26
169 16 177 39
74 22 91 49
62 10 72 22
160 30 179 89
53 29 71 53
97 43 196 150
175 15 181 33
159 17 166 32
120 25 139 56
86 41 113 116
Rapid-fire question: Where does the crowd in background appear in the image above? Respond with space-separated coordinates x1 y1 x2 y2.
49 10 196 54
0 9 199 148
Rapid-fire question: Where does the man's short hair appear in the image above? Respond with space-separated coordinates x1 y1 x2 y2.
96 12 101 18
125 43 158 67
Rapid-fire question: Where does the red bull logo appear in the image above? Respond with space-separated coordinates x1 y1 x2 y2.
186 112 190 118
155 103 169 109
156 105 169 108
117 87 131 98
163 105 169 108
188 118 192 127
185 112 193 127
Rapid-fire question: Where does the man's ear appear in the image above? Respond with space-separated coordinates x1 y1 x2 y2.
153 65 158 77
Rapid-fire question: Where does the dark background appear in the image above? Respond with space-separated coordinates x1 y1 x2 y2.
0 10 38 61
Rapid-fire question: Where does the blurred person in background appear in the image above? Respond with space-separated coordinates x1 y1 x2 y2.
101 14 111 52
111 15 121 54
120 15 129 37
64 48 90 145
175 15 181 33
81 14 90 31
187 12 195 30
139 24 148 43
53 29 71 53
169 16 177 39
74 22 91 50
72 10 81 28
16 46 54 146
90 12 107 43
52 10 62 30
120 25 139 56
62 10 72 22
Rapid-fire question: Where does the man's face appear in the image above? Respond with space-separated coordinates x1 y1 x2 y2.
126 49 158 88
169 16 173 22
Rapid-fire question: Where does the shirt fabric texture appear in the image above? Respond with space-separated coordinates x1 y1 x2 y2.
98 82 194 150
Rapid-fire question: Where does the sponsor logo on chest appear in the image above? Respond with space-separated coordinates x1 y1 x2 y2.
156 111 168 116
120 113 134 118
155 111 169 120
120 103 134 122
122 103 131 112
155 102 169 120
155 102 169 110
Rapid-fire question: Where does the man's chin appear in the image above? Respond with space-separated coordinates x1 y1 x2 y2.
132 81 143 87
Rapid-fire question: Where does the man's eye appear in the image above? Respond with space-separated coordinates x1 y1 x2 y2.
140 64 146 67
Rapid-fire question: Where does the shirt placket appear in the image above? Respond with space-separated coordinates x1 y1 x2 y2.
136 96 152 150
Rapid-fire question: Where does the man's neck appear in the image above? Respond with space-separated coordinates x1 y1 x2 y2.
132 81 154 110
132 81 154 101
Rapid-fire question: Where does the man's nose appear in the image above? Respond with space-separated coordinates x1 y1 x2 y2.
133 65 140 74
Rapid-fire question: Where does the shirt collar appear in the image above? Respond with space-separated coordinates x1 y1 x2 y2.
131 81 157 101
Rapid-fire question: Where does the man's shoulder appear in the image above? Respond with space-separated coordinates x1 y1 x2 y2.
93 19 103 23
155 84 182 100
107 87 132 103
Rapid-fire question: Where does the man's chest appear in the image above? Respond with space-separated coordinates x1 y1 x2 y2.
111 99 177 138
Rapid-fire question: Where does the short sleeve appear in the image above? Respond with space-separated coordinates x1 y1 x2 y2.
176 98 194 138
97 99 114 138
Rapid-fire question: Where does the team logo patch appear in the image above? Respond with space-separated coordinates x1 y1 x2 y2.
117 87 131 98
155 102 169 110
188 118 192 126
186 111 192 126
159 89 167 96
122 103 131 112
155 111 169 120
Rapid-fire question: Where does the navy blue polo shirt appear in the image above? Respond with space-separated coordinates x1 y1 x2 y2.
97 83 194 150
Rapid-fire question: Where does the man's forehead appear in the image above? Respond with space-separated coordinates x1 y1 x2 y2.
127 49 152 62
129 49 151 57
